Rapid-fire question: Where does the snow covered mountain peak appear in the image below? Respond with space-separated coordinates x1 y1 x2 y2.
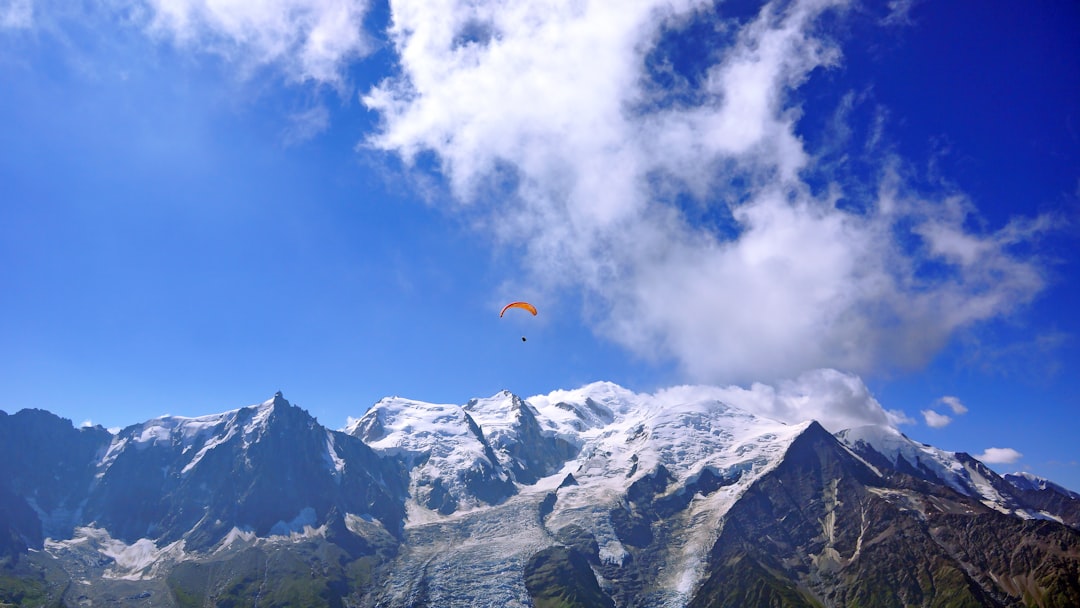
532 380 643 416
1005 471 1080 500
346 381 819 535
836 424 925 460
98 393 293 472
834 423 1072 520
347 396 483 457
533 385 809 499
6 386 1080 607
336 383 823 604
148 391 288 433
347 396 514 515
837 424 981 493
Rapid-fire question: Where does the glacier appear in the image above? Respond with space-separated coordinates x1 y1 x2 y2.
4 383 1080 607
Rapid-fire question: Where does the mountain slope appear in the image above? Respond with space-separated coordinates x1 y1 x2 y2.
85 393 407 551
838 425 1080 526
346 395 517 514
1 384 1079 607
352 382 812 608
693 421 1080 607
1004 472 1080 528
0 409 112 556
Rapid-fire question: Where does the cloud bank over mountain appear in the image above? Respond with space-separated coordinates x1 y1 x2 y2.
6 0 1051 396
654 368 911 433
364 0 1049 385
111 0 1047 460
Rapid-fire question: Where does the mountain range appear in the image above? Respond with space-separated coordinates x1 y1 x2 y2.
1 384 1078 607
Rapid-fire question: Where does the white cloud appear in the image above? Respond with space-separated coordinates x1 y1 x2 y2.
920 409 951 428
281 103 331 145
938 395 967 415
976 447 1023 465
80 419 95 428
0 0 32 29
140 0 374 86
364 0 1050 385
881 0 919 27
658 368 913 433
921 395 966 428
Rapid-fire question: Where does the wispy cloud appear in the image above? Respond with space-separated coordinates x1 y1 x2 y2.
880 0 920 27
977 447 1023 465
364 0 1050 385
0 0 32 29
282 102 331 145
2 0 373 85
139 0 375 87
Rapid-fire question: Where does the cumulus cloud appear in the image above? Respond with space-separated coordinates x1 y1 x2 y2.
657 368 912 433
920 409 951 428
920 394 966 427
140 0 374 86
365 0 1049 385
977 447 1023 465
938 395 968 415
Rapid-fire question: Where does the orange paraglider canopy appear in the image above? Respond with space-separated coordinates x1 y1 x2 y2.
499 301 538 317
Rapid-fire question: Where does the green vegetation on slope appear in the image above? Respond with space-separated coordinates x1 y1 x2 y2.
167 542 376 608
0 556 67 608
524 546 615 608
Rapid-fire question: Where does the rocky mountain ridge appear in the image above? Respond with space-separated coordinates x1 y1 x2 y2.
1 384 1078 607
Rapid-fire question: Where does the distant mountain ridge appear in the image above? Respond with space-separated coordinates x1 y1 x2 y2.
1 384 1078 607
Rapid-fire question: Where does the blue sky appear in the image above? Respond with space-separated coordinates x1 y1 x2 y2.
2 0 1078 491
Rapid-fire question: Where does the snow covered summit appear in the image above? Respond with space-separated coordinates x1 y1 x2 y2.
3 384 1080 607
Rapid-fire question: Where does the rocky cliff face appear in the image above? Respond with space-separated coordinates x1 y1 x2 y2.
0 408 112 556
691 422 1080 607
1 386 1078 607
85 394 406 552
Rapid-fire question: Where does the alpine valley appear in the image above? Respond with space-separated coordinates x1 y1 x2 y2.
1 384 1078 607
